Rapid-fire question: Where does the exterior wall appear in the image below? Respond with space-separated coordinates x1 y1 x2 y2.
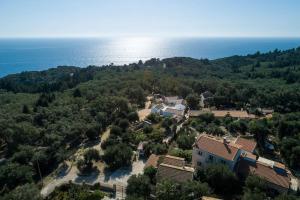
192 147 241 170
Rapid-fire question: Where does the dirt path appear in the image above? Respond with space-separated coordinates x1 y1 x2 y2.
101 128 111 142
145 96 152 109
138 96 152 121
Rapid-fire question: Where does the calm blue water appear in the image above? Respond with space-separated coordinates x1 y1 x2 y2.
0 37 300 77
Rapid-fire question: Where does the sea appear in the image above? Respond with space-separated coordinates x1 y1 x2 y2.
1 37 300 77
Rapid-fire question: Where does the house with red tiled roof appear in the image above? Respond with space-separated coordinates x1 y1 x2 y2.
192 134 243 170
192 133 293 192
236 154 291 193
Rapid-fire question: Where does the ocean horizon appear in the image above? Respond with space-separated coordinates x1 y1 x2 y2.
1 37 300 77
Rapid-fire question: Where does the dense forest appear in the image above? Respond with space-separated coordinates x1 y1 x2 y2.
0 47 300 199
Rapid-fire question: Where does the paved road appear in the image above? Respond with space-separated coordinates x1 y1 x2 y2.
41 159 145 198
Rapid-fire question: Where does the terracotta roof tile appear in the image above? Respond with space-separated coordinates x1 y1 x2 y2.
195 134 240 161
235 137 257 153
163 155 185 167
157 163 194 183
145 154 160 169
237 159 290 189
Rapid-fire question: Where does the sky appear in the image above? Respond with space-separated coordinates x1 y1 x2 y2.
0 0 300 38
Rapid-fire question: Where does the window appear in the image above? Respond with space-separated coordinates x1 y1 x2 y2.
220 160 226 164
197 161 202 166
198 151 203 156
208 155 214 161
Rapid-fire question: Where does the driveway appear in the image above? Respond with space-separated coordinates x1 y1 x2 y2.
106 159 145 185
41 159 145 198
138 109 151 121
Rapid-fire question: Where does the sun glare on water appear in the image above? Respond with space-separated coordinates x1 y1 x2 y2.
103 37 165 64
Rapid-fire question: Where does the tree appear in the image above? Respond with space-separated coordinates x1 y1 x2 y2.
275 194 299 200
161 118 173 130
84 148 100 164
126 175 151 198
198 113 215 124
242 175 267 200
244 175 266 193
78 190 105 200
22 105 30 114
110 125 122 136
128 112 139 122
169 148 192 163
249 120 269 149
85 126 100 140
146 113 161 124
73 88 82 97
181 181 211 200
206 123 225 136
143 125 153 134
177 85 193 99
76 159 86 173
126 87 146 108
144 143 167 157
11 145 34 165
119 119 130 131
176 133 195 150
0 162 34 191
96 112 108 128
227 120 248 134
242 191 266 200
144 166 157 184
279 137 300 169
125 196 143 200
204 164 239 196
156 180 179 200
77 149 99 173
0 183 42 200
148 129 165 143
186 94 199 110
31 150 49 174
102 143 133 169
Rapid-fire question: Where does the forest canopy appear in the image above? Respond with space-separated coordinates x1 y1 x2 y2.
0 47 300 198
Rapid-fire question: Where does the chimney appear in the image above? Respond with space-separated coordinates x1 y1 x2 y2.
223 136 229 144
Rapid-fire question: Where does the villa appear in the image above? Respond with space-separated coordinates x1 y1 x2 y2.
192 133 293 192
151 103 186 118
236 154 291 193
192 134 246 170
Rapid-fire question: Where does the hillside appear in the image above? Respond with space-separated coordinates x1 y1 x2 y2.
0 47 300 199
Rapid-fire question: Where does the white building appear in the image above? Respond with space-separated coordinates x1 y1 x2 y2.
151 103 185 118
192 134 257 170
193 134 293 193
